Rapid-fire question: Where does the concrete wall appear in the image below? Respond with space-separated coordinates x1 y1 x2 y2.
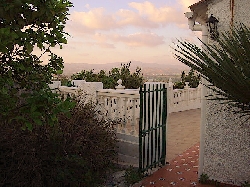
201 0 250 185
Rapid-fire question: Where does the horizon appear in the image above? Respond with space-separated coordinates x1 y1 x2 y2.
62 60 190 76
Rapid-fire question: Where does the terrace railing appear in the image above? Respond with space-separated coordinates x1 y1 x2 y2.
96 88 140 136
49 79 201 122
49 79 201 165
167 79 201 113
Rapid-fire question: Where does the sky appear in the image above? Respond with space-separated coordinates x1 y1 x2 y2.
48 0 202 66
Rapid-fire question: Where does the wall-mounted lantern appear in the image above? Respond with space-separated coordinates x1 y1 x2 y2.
206 14 219 40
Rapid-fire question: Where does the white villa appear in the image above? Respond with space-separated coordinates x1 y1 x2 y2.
49 0 250 185
186 0 250 185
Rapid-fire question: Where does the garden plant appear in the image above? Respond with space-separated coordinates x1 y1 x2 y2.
0 1 118 186
173 68 200 89
72 61 144 89
174 24 250 115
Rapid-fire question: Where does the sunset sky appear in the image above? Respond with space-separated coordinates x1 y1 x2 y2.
49 0 201 66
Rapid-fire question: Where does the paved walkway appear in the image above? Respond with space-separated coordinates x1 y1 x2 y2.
167 109 201 162
133 109 206 187
133 143 217 187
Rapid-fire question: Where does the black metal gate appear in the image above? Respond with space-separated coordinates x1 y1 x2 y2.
139 83 167 172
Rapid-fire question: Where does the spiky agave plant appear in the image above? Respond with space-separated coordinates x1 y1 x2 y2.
174 24 250 115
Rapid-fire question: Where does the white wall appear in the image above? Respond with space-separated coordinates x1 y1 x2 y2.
201 0 250 185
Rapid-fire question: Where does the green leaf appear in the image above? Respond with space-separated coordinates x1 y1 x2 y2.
56 69 63 74
31 111 42 118
174 24 250 115
61 38 67 44
34 118 43 126
26 43 34 54
31 105 37 112
0 0 72 128
25 122 33 131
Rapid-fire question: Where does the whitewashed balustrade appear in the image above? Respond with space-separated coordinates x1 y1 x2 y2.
49 79 201 134
49 79 201 165
96 88 140 135
167 79 201 113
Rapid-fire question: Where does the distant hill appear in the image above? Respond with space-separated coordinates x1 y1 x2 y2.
63 61 189 76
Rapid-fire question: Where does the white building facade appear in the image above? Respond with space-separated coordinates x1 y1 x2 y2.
186 0 250 185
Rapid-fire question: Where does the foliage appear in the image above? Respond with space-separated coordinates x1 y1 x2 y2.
173 69 201 89
0 0 73 129
53 74 72 86
124 166 144 186
242 181 250 187
199 173 209 184
0 103 117 186
71 61 144 89
174 24 250 115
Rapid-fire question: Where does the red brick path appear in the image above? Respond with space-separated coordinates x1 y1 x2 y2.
133 143 214 187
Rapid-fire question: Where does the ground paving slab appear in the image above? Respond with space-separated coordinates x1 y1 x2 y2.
166 109 201 162
133 143 215 187
133 142 237 187
132 109 237 187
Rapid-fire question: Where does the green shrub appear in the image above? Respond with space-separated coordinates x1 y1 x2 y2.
71 62 144 89
174 24 250 115
173 69 200 89
242 181 250 187
0 103 117 186
0 0 73 130
199 173 210 184
124 166 144 186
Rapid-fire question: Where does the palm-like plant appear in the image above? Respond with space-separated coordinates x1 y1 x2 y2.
174 25 250 115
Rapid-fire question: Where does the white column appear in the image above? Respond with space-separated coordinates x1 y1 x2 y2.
185 12 208 177
198 24 208 177
131 98 136 135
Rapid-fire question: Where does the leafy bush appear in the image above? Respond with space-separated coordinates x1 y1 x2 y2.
71 62 144 89
0 0 73 130
0 103 117 186
124 166 144 186
174 24 250 114
173 69 200 89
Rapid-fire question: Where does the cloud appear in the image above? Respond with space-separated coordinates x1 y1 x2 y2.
69 1 187 33
128 1 184 25
116 9 158 28
70 7 117 31
85 4 90 9
80 40 115 49
177 0 199 11
86 32 165 47
99 43 116 48
64 1 200 50
111 32 165 47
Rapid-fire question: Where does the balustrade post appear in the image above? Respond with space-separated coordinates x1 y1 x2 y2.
121 97 128 134
96 94 104 120
108 96 115 120
198 84 202 100
115 97 121 119
103 97 109 119
168 78 174 113
130 98 136 135
184 82 190 109
116 79 125 90
114 96 122 133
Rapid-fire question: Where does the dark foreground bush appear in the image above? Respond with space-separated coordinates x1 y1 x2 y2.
0 104 117 187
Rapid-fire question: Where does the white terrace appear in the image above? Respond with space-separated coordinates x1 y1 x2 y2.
50 79 201 132
49 79 201 165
